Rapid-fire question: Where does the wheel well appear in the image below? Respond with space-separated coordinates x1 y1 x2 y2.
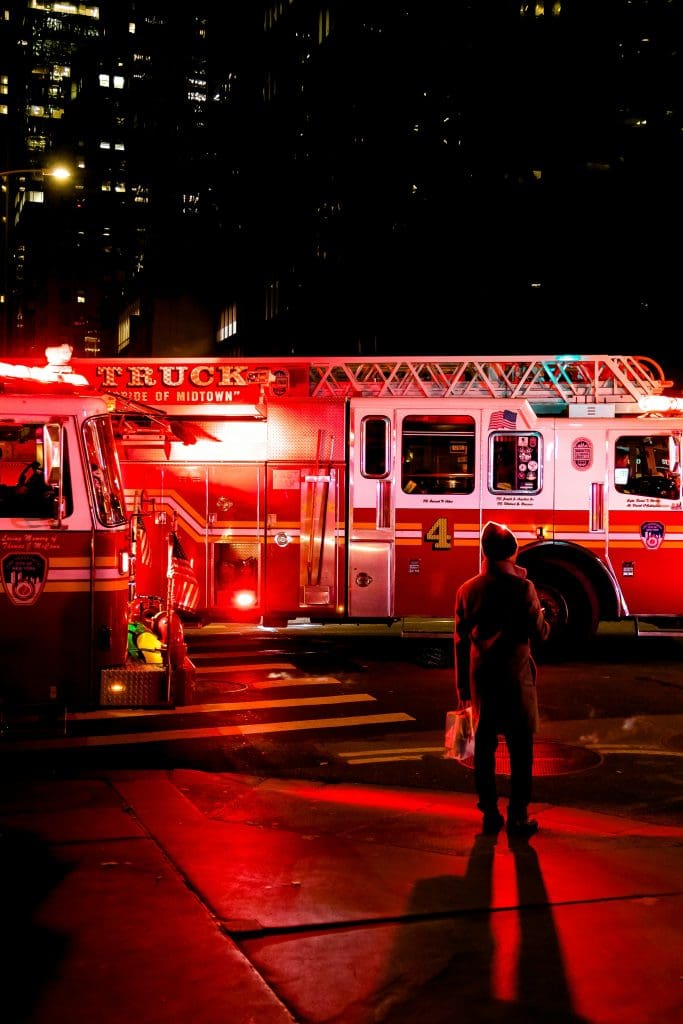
518 540 620 623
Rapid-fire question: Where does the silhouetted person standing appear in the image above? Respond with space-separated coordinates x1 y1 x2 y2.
454 521 549 837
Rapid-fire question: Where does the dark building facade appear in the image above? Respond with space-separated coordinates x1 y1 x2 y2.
1 2 681 380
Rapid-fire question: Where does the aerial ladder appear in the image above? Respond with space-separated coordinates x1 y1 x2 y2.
305 353 673 411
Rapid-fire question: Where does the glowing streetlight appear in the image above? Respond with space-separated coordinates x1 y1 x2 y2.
0 163 72 352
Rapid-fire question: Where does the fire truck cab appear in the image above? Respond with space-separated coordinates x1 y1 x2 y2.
0 349 188 710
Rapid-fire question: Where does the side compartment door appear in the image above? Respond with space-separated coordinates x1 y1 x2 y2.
349 401 485 621
208 463 264 620
393 405 481 619
265 459 344 622
606 426 683 614
348 405 393 617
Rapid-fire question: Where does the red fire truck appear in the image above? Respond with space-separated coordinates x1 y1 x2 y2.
62 351 683 662
0 347 190 711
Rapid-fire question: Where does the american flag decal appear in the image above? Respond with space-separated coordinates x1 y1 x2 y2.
170 533 201 612
136 512 152 566
488 409 517 430
135 490 153 567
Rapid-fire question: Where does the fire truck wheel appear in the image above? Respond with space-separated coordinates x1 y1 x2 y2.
530 563 599 658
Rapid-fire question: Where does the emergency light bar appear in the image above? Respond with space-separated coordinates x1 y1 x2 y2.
0 344 88 387
638 396 683 414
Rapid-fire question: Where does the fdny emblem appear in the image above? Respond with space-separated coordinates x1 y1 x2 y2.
1 552 48 606
640 521 664 550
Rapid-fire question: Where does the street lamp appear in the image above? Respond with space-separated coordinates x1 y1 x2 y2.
1 163 72 354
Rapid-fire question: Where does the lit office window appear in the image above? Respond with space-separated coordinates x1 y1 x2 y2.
113 75 124 89
218 304 237 341
117 317 131 353
318 8 331 43
99 73 110 87
265 280 279 320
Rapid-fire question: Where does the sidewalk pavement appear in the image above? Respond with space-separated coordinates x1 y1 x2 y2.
2 764 683 1024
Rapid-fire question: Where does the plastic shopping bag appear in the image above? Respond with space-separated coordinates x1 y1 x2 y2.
444 705 475 761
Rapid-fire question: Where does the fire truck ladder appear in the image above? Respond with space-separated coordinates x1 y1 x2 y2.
308 354 672 410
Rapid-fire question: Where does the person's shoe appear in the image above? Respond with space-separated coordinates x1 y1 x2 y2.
481 811 505 835
506 816 539 838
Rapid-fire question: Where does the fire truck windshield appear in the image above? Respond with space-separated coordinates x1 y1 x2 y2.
82 416 127 526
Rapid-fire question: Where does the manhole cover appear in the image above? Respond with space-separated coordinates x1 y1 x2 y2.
461 739 601 777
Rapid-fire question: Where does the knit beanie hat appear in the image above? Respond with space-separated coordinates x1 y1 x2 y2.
481 521 518 561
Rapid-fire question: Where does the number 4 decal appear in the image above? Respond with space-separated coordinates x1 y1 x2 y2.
425 516 452 550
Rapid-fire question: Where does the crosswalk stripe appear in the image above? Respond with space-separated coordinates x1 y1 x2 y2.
336 745 444 765
195 673 342 689
67 692 376 721
1 712 415 751
193 659 298 670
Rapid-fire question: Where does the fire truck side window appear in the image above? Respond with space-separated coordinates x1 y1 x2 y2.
401 415 475 495
615 435 681 499
0 420 68 518
83 417 127 526
489 432 543 494
361 416 390 478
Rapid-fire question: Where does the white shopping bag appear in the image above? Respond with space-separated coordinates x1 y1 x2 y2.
444 706 474 761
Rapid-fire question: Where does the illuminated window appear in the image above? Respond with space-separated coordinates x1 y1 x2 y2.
361 417 390 478
614 435 680 499
29 3 100 17
265 280 279 320
0 75 8 95
318 8 331 43
402 416 476 496
77 293 85 304
218 303 237 341
99 73 110 87
113 75 124 89
99 140 111 149
181 192 199 215
489 432 543 495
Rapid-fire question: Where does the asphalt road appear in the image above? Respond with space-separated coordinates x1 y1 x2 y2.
2 621 682 828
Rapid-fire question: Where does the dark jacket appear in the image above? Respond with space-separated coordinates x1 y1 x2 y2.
454 558 550 733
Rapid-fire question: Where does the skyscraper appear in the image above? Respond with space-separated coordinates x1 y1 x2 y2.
1 2 681 383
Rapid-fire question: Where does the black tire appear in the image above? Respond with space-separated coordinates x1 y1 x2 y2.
529 562 599 660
